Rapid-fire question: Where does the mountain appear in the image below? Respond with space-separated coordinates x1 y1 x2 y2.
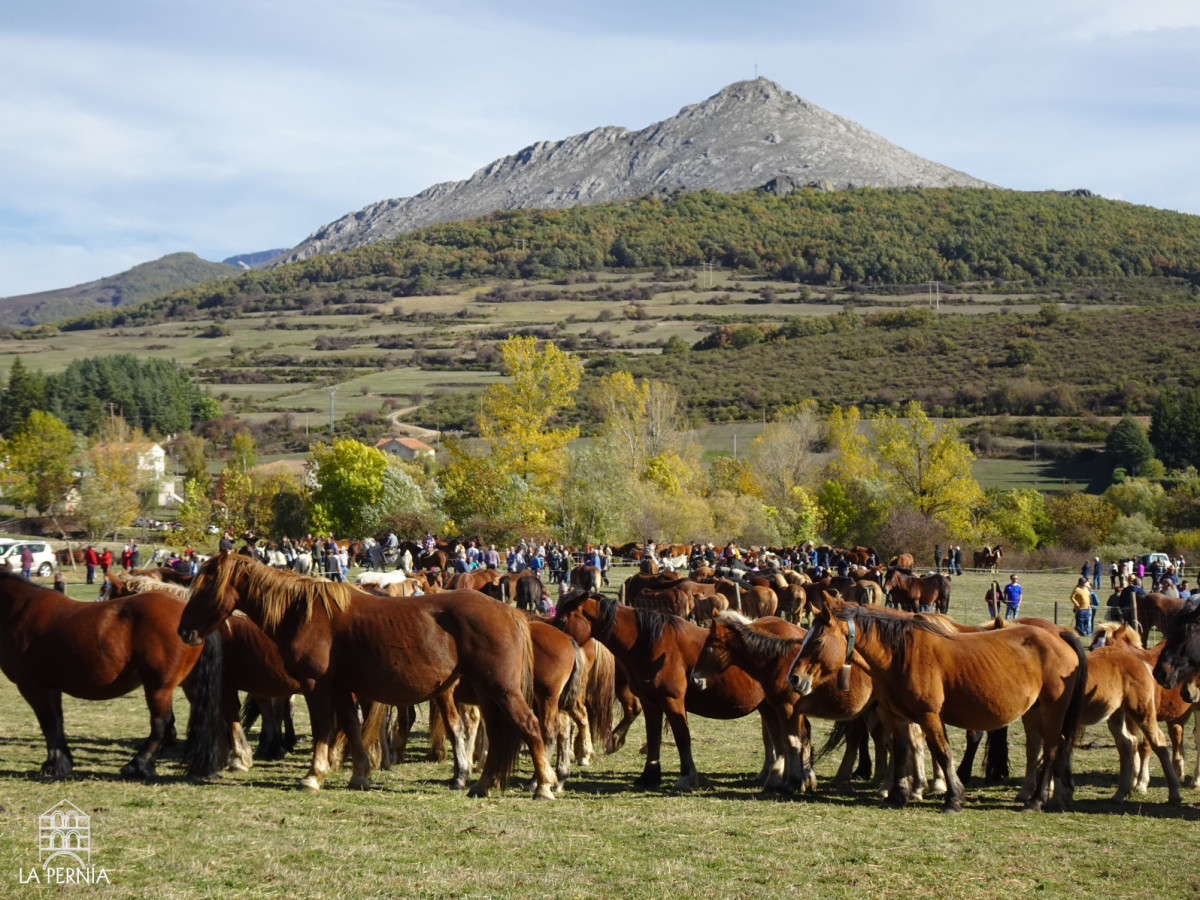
0 252 239 328
271 78 992 266
224 249 291 268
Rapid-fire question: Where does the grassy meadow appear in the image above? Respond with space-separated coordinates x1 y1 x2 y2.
1 566 1198 898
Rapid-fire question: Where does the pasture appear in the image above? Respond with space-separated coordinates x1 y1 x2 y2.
0 566 1197 898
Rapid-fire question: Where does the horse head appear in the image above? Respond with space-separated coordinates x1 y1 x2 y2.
786 591 849 695
178 551 240 646
1153 599 1200 690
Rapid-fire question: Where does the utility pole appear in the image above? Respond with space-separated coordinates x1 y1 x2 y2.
327 385 339 434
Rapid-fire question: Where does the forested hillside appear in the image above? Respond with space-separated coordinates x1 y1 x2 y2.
27 187 1200 335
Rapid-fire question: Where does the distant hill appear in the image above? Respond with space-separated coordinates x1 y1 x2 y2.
224 249 290 268
0 252 239 328
272 78 992 265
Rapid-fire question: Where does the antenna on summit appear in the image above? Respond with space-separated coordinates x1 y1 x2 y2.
754 64 758 79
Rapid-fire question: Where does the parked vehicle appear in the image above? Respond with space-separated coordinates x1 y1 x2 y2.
0 541 57 576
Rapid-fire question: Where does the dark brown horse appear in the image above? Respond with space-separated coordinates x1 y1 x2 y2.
552 590 768 791
690 612 878 793
0 570 225 780
178 551 556 797
884 568 951 614
1135 592 1185 643
569 565 602 593
787 596 1087 812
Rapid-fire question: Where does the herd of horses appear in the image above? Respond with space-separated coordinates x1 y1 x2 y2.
4 547 1200 816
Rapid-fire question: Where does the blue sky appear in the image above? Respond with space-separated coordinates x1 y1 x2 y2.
2 0 1197 297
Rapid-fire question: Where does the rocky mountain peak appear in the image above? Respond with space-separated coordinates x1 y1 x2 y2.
269 79 992 266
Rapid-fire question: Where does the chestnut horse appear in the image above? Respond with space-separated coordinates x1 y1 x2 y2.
1135 592 1186 644
0 570 225 781
1095 622 1200 788
552 590 774 791
884 568 950 614
690 612 878 794
178 551 555 797
786 596 1087 812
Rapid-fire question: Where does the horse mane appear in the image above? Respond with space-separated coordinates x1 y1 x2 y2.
113 572 189 598
714 609 753 627
718 615 801 662
192 552 352 633
631 605 684 661
1092 621 1145 648
829 602 957 667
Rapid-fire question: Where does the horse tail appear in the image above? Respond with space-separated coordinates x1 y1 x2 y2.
982 727 1010 782
559 638 587 713
481 610 536 790
815 719 851 764
185 629 229 780
1058 629 1089 753
361 701 388 771
587 642 616 753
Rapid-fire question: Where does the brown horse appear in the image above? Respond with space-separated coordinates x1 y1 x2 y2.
569 565 602 593
552 590 768 791
786 595 1087 812
0 570 225 780
1094 622 1200 788
1135 592 1186 643
1023 629 1182 804
445 568 502 593
884 568 951 614
178 551 556 797
973 546 1003 572
691 612 878 793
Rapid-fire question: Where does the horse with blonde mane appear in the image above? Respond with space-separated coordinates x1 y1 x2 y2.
178 551 556 798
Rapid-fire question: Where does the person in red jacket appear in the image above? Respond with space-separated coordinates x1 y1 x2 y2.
83 545 99 584
99 548 113 575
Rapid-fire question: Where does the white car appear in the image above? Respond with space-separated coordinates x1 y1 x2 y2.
0 541 57 576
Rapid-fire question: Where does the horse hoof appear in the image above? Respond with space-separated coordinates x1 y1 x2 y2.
672 776 696 792
120 761 154 781
349 773 371 790
466 782 489 798
298 776 323 793
40 756 73 780
228 757 252 774
1021 801 1043 813
532 784 555 800
449 779 469 790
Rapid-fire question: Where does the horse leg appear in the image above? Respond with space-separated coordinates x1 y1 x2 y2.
1106 713 1137 803
1016 711 1044 804
20 685 73 779
880 719 913 809
758 713 782 788
1189 714 1200 788
569 697 594 767
917 715 965 813
783 709 814 794
299 690 337 792
957 729 983 787
1133 710 1183 805
121 685 175 780
332 692 372 790
434 692 472 790
662 698 698 791
610 674 642 754
471 687 555 800
1167 719 1185 782
216 683 252 772
633 704 664 788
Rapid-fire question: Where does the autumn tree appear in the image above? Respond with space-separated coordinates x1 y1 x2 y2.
550 444 638 544
870 401 983 538
307 439 414 538
1046 491 1119 551
0 411 77 532
78 416 148 540
480 336 582 491
176 478 214 550
174 433 209 490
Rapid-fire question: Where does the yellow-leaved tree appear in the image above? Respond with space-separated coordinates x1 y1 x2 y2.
870 401 983 538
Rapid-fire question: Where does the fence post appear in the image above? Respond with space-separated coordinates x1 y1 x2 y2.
1053 601 1058 625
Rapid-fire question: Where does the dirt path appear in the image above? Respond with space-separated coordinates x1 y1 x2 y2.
386 406 440 442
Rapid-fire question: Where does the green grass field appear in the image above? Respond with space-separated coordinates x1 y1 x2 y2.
0 566 1197 898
